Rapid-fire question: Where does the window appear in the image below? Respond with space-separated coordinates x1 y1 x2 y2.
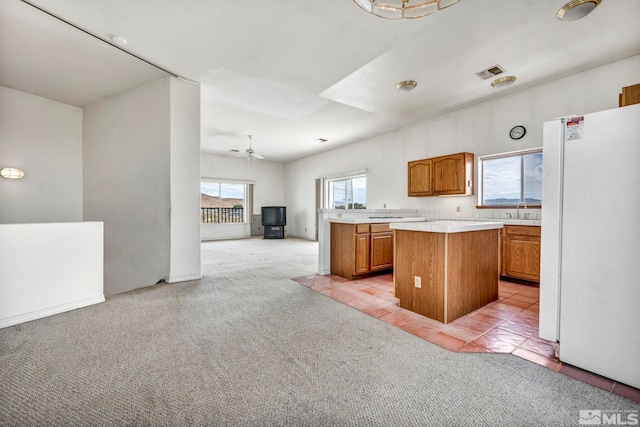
323 172 366 209
478 148 542 207
200 180 253 223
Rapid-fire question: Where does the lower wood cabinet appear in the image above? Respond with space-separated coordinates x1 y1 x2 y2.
370 224 393 271
331 222 393 280
501 225 541 282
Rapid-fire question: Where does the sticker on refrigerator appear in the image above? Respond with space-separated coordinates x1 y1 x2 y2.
565 116 584 141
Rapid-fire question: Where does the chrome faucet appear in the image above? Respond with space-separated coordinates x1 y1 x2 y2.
516 201 528 219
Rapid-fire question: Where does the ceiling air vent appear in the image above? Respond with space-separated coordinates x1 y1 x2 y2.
475 65 506 80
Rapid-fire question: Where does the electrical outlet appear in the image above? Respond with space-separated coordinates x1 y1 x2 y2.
456 206 461 213
414 276 421 288
384 203 387 208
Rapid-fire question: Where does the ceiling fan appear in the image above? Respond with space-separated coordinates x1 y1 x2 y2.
234 135 264 163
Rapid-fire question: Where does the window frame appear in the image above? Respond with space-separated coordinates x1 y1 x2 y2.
322 170 367 210
200 179 253 224
477 148 543 209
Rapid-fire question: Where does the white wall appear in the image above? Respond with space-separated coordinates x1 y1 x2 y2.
0 86 82 223
200 154 285 240
0 222 104 328
83 78 172 296
168 78 202 283
284 55 640 239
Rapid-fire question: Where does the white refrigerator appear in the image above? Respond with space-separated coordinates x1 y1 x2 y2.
539 103 640 389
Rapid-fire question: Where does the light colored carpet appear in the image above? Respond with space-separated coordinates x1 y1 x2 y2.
0 237 637 426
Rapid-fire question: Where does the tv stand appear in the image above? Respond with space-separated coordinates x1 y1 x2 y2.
263 225 284 239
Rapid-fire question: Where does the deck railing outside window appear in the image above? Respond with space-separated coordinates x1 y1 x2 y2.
201 207 244 223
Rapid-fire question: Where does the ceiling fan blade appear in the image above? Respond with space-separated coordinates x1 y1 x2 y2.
254 154 265 159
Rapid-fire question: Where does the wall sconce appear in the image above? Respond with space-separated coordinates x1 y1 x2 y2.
0 167 25 179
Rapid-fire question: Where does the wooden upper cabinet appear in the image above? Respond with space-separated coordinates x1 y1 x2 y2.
408 159 432 197
409 152 474 197
619 83 640 107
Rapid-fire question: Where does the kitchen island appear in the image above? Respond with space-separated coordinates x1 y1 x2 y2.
390 221 503 324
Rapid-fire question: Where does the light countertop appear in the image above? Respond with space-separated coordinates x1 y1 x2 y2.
390 220 503 234
329 217 426 224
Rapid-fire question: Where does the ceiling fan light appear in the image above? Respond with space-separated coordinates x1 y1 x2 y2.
439 0 460 8
403 3 438 18
556 0 601 21
353 0 373 13
353 0 460 20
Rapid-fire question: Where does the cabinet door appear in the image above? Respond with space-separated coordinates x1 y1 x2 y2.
408 159 432 196
433 154 465 194
370 232 393 271
506 236 541 281
354 234 370 275
620 83 640 107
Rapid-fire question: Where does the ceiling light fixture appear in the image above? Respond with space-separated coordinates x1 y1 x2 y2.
396 80 417 92
353 0 460 20
556 0 602 21
0 167 25 180
490 76 516 89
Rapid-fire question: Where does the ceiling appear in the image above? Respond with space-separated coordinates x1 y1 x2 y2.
1 0 639 162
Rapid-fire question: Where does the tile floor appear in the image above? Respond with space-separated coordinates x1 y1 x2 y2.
292 273 640 404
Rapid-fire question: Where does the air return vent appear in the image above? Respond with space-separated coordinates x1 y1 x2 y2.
475 64 506 80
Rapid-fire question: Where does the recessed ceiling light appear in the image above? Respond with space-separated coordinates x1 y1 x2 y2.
395 80 417 92
556 0 602 21
110 35 128 47
490 76 516 88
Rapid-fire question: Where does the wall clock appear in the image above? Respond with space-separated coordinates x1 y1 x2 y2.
509 125 526 140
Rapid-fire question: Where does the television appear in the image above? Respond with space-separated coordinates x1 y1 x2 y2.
261 206 286 226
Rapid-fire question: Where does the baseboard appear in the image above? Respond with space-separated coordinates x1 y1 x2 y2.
0 295 105 329
165 273 202 283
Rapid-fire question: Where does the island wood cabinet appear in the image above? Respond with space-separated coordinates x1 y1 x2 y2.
394 228 499 324
408 152 474 197
501 225 541 282
331 222 393 280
